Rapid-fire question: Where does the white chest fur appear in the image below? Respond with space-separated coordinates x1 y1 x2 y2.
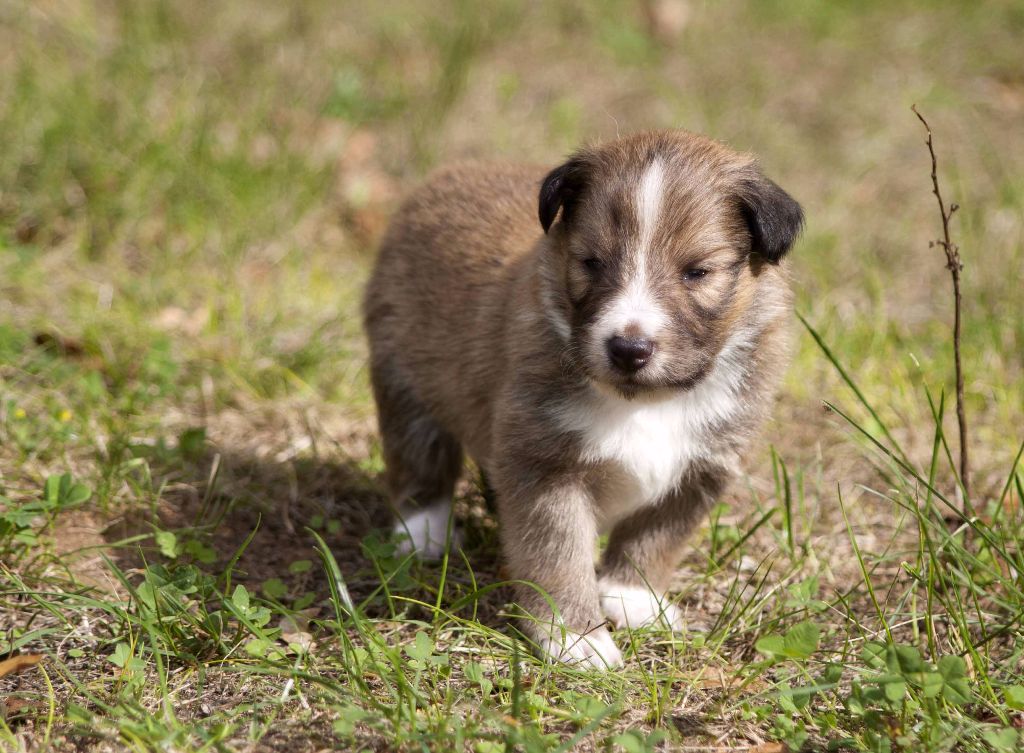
555 331 752 528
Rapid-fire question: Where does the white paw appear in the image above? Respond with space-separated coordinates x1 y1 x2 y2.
392 500 462 560
599 582 683 631
536 626 623 670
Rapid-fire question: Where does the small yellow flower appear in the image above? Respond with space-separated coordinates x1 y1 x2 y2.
13 407 26 420
58 409 72 422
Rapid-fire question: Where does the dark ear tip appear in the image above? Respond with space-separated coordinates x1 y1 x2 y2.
539 194 556 234
538 158 586 234
742 175 804 263
538 164 567 233
768 194 805 262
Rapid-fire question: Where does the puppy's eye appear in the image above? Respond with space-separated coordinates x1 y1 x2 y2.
683 267 709 281
582 257 604 273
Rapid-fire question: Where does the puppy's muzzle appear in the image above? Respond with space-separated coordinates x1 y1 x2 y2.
606 335 654 373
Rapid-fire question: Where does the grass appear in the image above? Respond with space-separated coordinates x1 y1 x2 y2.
1 0 1023 750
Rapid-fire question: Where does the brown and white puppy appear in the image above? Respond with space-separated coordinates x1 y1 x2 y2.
363 130 803 669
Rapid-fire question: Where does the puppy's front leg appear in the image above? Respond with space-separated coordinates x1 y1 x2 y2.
497 478 622 669
598 465 730 631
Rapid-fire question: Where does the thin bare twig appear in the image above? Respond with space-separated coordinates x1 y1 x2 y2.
911 105 970 504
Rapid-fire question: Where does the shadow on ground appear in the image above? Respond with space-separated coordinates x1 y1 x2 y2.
96 441 508 626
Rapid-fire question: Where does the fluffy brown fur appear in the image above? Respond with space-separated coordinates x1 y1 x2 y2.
364 129 803 668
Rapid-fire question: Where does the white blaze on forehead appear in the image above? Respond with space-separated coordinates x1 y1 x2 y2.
636 157 665 258
593 158 669 343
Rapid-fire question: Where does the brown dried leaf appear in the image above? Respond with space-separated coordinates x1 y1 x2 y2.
0 653 44 679
676 668 769 692
15 215 39 244
642 0 691 42
2 697 45 718
154 306 210 337
748 744 787 753
32 333 105 370
33 332 85 357
277 611 318 654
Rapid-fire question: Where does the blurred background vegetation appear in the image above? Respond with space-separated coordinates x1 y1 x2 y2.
2 2 1021 438
2 1 1022 447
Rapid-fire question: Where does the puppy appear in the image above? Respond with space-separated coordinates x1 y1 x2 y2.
363 130 803 668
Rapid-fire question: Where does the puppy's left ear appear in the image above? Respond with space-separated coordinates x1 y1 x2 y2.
739 173 804 262
538 157 587 234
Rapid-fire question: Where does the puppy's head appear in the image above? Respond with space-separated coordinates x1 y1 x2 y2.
538 130 803 398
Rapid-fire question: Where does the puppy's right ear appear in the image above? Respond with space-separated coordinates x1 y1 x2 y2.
738 172 804 263
538 158 587 234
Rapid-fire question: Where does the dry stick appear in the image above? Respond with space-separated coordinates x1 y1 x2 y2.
911 105 970 504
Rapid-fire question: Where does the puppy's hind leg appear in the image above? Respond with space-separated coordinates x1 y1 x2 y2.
370 363 464 560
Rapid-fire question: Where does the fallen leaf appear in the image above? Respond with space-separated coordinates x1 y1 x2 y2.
0 654 44 679
2 697 45 718
642 0 691 42
676 668 769 692
154 306 209 336
277 613 316 653
15 215 40 243
748 744 787 753
32 333 105 370
33 332 85 357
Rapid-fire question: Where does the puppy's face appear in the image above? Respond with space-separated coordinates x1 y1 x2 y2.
538 131 803 398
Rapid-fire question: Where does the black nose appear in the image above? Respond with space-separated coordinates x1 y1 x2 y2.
607 336 654 373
